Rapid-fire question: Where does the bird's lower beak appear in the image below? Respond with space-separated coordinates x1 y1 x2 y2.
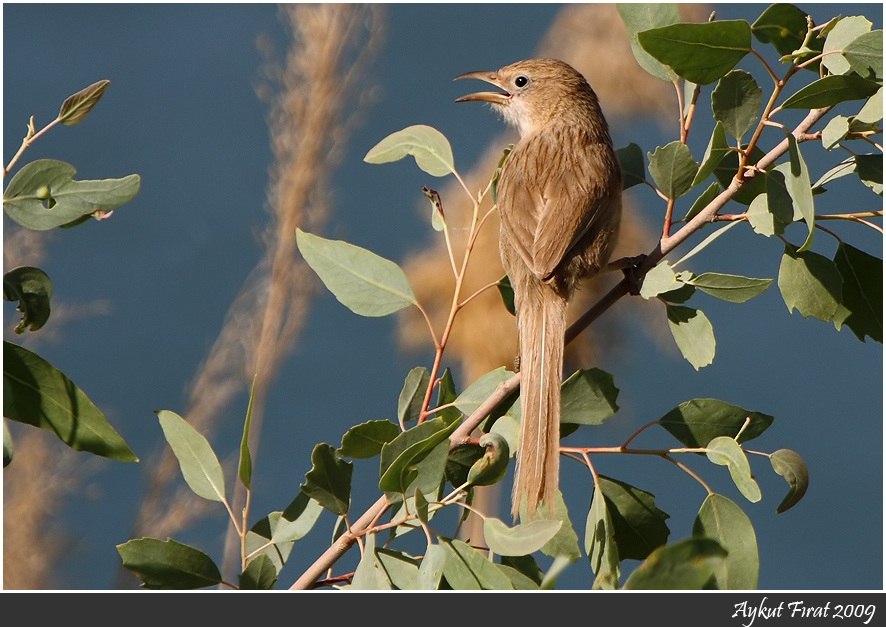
454 70 510 105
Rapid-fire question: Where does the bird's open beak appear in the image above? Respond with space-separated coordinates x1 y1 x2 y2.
454 70 510 105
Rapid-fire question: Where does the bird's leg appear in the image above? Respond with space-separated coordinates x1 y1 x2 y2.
606 254 647 295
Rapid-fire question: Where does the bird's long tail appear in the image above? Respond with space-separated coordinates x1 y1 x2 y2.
512 278 568 520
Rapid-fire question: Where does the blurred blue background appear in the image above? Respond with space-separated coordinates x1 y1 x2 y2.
3 3 882 590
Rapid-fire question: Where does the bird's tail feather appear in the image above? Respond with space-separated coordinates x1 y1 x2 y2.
512 280 567 520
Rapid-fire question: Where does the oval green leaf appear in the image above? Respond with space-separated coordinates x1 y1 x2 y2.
688 272 772 303
658 398 774 448
339 419 400 459
665 304 715 370
833 243 882 343
398 366 430 424
4 341 137 461
559 367 620 426
117 537 222 590
712 70 762 141
615 143 648 189
706 436 762 503
157 409 226 503
3 159 140 231
363 124 455 177
585 485 619 589
616 3 681 82
58 79 110 125
623 537 727 590
296 229 417 317
778 245 843 322
484 518 563 557
638 20 752 85
647 141 699 199
770 448 810 513
597 475 671 562
693 493 759 589
781 75 881 109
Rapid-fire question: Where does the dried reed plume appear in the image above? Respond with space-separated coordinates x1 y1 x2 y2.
120 4 384 585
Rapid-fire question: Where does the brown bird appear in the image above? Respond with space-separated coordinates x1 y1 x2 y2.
456 59 622 519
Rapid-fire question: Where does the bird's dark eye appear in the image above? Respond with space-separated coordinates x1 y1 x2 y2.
514 75 529 88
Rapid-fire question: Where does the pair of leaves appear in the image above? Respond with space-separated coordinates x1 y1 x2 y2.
620 492 758 590
779 242 882 343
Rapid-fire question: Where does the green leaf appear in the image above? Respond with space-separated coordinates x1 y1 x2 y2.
58 79 110 125
300 443 353 515
706 436 762 503
441 539 514 590
339 419 400 458
623 537 727 590
616 3 681 81
693 122 730 187
833 243 882 343
238 376 257 490
398 366 430 425
296 229 417 317
823 16 873 76
519 490 582 561
3 159 140 231
435 368 462 423
585 484 619 589
615 143 648 189
712 70 762 141
465 432 509 487
684 182 721 222
638 20 752 85
444 442 484 488
639 260 679 299
746 170 795 237
687 272 772 303
350 533 393 590
453 367 514 415
782 132 815 252
117 537 222 590
497 563 541 590
597 475 671 562
855 153 883 195
491 146 512 206
821 116 851 151
752 4 815 56
559 368 620 426
3 266 52 333
416 544 447 590
693 493 759 589
665 304 716 370
484 518 563 557
376 548 422 590
379 417 457 496
781 75 881 109
778 245 843 322
363 124 455 177
501 554 544 585
245 493 323 573
239 554 277 590
770 449 810 513
658 398 774 448
156 410 226 503
2 342 137 461
496 274 516 316
812 157 857 192
854 87 883 126
647 141 699 199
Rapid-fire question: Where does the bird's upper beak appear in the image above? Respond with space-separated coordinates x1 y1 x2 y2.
454 70 510 105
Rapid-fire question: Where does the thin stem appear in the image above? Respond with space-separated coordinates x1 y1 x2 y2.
4 116 61 177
